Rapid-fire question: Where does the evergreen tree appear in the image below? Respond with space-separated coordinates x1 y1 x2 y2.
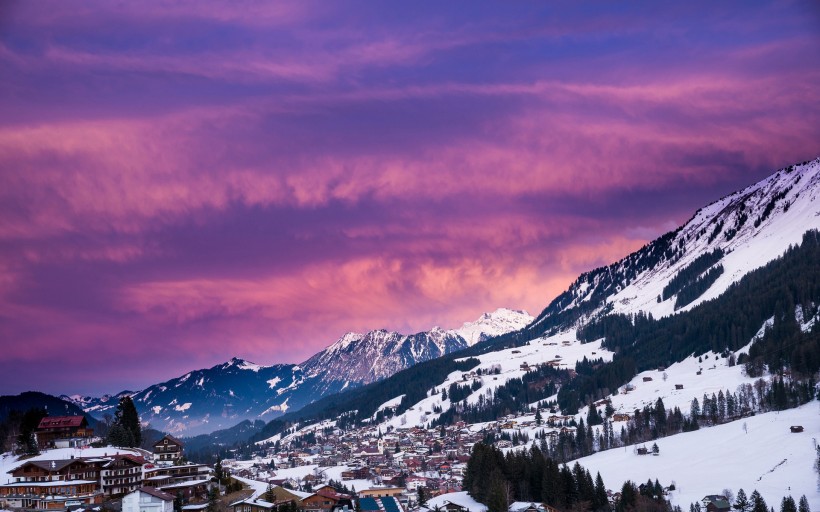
207 485 220 512
751 490 768 512
798 496 810 512
108 396 141 448
781 496 797 512
735 489 750 512
617 481 637 512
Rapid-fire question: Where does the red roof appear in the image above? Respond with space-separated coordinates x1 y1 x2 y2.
37 416 87 429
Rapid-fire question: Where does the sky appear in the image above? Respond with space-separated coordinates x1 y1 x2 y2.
1 1 819 397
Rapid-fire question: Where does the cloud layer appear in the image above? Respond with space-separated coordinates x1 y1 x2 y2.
1 1 819 395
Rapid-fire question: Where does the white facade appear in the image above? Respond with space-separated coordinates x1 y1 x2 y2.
122 489 174 512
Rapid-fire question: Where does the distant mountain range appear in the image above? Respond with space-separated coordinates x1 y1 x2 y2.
63 308 532 435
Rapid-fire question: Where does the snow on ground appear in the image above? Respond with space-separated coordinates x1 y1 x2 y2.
425 491 487 512
607 159 820 321
575 403 819 510
582 349 760 419
377 329 612 431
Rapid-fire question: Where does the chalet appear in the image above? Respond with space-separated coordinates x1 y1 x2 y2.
441 501 468 512
509 503 546 512
790 425 804 433
702 495 731 512
143 463 211 500
341 467 370 480
153 434 184 463
675 384 684 390
636 447 649 455
520 362 530 371
301 493 338 512
100 454 147 496
0 459 103 509
642 377 653 382
35 415 94 449
122 486 175 512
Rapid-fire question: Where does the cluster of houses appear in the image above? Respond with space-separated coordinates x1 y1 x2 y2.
0 416 211 511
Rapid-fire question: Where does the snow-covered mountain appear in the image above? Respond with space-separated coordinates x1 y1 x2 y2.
258 157 820 441
528 158 820 336
68 308 532 435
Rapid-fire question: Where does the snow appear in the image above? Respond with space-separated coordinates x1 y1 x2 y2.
152 406 163 414
174 402 192 412
238 360 266 372
454 308 533 346
606 159 820 321
574 403 820 510
425 491 487 512
267 377 282 389
377 329 612 431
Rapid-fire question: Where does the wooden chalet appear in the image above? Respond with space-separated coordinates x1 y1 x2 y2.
0 459 103 510
154 434 185 462
790 425 804 433
35 416 94 449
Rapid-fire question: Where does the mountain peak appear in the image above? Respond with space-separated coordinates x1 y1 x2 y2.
454 308 534 345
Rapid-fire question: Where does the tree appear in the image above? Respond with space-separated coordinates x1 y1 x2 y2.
651 442 659 455
207 485 220 512
417 487 429 507
750 490 768 512
797 495 809 512
617 481 637 512
535 408 543 426
781 496 797 512
734 489 750 512
265 484 275 503
108 396 142 448
18 408 47 454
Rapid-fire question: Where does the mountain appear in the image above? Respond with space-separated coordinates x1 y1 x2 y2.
0 391 99 427
67 308 532 436
249 157 820 441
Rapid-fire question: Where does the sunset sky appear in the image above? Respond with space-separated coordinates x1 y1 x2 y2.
1 1 819 396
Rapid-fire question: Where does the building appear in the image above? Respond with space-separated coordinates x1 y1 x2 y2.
702 495 731 512
143 463 211 500
100 454 147 496
154 435 185 463
123 487 175 512
0 459 103 510
358 488 404 498
34 416 94 450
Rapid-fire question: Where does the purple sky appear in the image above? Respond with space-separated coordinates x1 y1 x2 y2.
1 1 819 397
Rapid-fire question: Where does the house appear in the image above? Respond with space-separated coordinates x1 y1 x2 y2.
636 447 649 455
122 486 175 512
702 495 731 512
790 425 804 433
612 414 631 422
675 384 684 390
441 502 468 512
154 434 184 462
509 502 545 512
642 377 653 382
34 415 94 449
0 458 103 509
100 454 147 496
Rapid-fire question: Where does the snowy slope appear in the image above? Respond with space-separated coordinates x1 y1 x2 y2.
575 404 819 510
529 158 820 334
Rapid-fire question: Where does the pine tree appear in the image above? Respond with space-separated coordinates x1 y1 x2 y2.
751 490 768 512
108 396 141 448
781 496 797 512
797 496 810 512
735 489 750 512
